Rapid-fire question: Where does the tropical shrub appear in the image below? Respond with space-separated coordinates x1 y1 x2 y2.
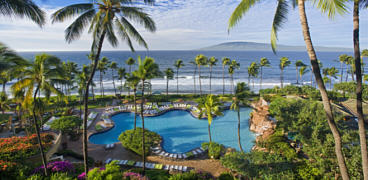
201 142 225 159
218 172 234 180
118 128 161 156
50 116 82 133
128 168 169 180
0 133 54 161
33 161 74 174
87 161 122 179
168 170 213 180
123 172 147 180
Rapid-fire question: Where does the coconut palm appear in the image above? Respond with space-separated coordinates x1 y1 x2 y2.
364 74 368 84
299 65 309 84
0 92 10 114
228 60 240 94
125 73 140 130
117 67 126 95
248 62 259 89
344 56 355 82
198 94 223 142
279 57 291 88
195 54 208 95
327 67 339 89
174 59 184 94
208 57 218 94
189 61 197 94
222 57 231 95
126 57 136 95
51 0 156 174
259 57 270 90
352 2 368 178
109 61 118 96
0 0 45 26
12 54 64 176
98 57 109 97
228 1 350 178
295 60 306 84
339 54 349 83
76 65 89 119
231 82 250 152
164 68 174 96
133 56 159 173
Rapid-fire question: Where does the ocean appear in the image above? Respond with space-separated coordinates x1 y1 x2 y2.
7 50 353 95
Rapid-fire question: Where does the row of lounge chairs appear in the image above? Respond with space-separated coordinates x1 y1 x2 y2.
151 146 206 160
104 159 190 172
105 143 115 150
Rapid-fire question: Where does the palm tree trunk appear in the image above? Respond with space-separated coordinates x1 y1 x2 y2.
128 66 132 96
210 66 212 94
134 88 137 130
193 66 197 95
281 69 284 88
346 67 349 82
32 85 48 176
166 78 169 96
208 124 212 142
351 66 355 82
353 2 368 179
296 67 299 84
222 65 225 95
231 75 234 95
91 82 95 101
140 80 146 173
340 62 344 83
298 2 349 179
2 83 5 94
83 31 106 174
199 66 202 95
260 67 263 90
237 108 243 152
176 68 179 94
112 69 117 96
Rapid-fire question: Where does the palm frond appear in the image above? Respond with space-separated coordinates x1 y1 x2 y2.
65 9 96 43
271 0 289 53
119 6 156 32
0 0 45 26
117 17 148 49
312 0 348 18
106 18 118 47
51 3 94 23
228 0 259 31
115 18 136 51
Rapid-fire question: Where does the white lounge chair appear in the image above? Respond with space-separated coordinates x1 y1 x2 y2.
105 158 112 164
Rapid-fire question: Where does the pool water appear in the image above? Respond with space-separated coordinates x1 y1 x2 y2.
89 108 255 153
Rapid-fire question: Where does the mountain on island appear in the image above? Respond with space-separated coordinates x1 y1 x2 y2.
199 41 352 52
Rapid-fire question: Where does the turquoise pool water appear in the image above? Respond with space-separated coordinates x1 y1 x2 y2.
89 108 255 153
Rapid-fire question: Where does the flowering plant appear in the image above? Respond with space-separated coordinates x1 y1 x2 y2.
0 160 16 171
34 161 74 174
123 172 148 180
0 133 54 161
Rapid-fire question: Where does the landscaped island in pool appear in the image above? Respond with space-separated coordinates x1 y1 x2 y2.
89 108 255 153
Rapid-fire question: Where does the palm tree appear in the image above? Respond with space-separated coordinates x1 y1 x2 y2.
174 59 184 94
109 61 118 96
299 65 309 84
222 57 231 95
117 67 126 95
189 61 197 95
231 82 250 152
344 55 354 82
352 2 368 178
195 54 208 95
295 60 306 84
126 57 136 96
0 0 45 26
12 54 64 176
228 1 350 178
0 92 10 114
51 0 156 174
208 57 218 94
228 60 240 94
364 74 368 84
198 95 223 142
327 67 339 89
76 65 89 119
259 57 270 90
98 57 109 97
339 54 349 83
248 62 259 89
164 68 174 96
279 57 291 88
125 73 140 130
133 56 159 173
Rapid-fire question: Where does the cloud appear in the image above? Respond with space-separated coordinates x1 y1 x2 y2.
0 0 367 51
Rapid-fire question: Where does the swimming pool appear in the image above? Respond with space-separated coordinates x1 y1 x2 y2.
89 108 255 153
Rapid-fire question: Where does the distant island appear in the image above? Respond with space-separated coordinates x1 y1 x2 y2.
199 41 352 52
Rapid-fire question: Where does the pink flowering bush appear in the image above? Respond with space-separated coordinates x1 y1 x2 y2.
34 161 74 174
123 172 148 180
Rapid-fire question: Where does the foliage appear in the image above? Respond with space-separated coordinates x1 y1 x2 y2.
55 150 94 166
168 170 213 180
50 116 82 133
128 168 169 180
118 128 161 156
87 161 122 180
218 172 234 180
201 142 225 159
0 133 54 161
33 161 74 174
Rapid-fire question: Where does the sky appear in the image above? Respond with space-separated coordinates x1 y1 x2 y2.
0 0 367 51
